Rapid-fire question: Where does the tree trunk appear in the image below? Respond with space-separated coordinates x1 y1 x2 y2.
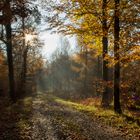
95 56 101 96
114 0 122 114
21 17 27 93
101 0 109 107
84 46 88 95
4 0 16 101
5 23 16 101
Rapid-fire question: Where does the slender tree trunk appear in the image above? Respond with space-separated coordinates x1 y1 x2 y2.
23 48 27 85
84 46 88 95
21 47 28 94
5 23 16 101
1 25 4 38
4 0 16 101
114 0 122 114
95 56 101 96
21 17 28 94
101 0 109 107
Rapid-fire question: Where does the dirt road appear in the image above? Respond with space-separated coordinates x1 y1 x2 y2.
30 94 126 140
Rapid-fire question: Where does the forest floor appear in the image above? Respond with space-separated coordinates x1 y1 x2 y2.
0 92 140 140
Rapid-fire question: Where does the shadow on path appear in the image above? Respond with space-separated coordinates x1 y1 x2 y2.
0 96 32 140
30 93 126 140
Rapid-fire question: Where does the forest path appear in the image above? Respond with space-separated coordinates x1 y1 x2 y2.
30 93 126 140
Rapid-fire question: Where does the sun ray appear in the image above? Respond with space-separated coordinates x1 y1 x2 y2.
25 34 34 43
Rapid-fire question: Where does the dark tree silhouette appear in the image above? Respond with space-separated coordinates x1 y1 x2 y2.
114 0 122 114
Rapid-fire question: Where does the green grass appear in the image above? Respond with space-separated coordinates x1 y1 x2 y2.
54 96 140 138
55 98 97 112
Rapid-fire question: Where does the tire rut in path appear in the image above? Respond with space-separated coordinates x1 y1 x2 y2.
31 97 58 140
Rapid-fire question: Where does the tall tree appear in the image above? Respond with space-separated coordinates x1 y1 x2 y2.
101 0 109 107
21 16 27 93
4 0 16 101
113 0 122 113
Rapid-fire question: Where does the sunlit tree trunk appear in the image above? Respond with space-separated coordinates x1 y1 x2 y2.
114 0 122 114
